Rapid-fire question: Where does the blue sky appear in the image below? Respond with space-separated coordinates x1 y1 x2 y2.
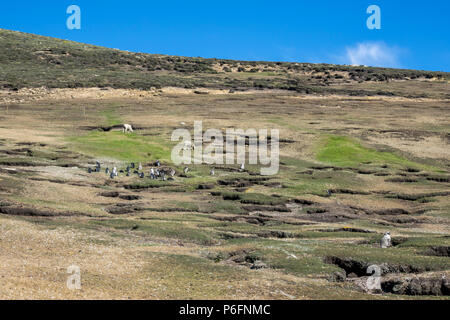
1 1 449 71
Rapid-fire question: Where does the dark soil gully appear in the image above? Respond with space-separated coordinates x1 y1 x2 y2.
99 191 141 200
325 256 450 296
426 176 450 183
242 204 290 212
210 214 272 226
257 230 295 239
0 205 73 217
317 227 376 233
382 277 450 296
422 246 450 257
386 191 450 201
79 124 148 131
385 177 419 183
217 177 270 187
0 160 47 167
328 188 370 195
325 256 431 277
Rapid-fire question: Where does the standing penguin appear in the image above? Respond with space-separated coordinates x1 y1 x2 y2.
138 162 143 171
380 232 391 248
150 168 155 179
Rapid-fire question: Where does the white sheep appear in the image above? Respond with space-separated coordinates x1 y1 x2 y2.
123 124 133 133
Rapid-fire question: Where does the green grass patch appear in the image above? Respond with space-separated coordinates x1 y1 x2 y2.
260 248 340 276
211 201 245 214
316 135 432 170
69 131 174 162
101 108 123 126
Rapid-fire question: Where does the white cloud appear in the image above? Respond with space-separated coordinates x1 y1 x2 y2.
343 42 402 68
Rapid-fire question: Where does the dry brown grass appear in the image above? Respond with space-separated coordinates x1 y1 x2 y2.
0 88 448 299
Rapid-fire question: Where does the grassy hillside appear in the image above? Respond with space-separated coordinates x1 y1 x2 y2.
0 28 449 98
0 29 449 299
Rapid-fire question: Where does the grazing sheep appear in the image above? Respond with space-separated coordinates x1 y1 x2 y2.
123 124 133 133
380 232 391 248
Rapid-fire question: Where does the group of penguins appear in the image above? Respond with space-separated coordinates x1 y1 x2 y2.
87 160 227 180
88 160 175 180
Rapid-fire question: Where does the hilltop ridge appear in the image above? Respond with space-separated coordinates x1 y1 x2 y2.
0 28 449 98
